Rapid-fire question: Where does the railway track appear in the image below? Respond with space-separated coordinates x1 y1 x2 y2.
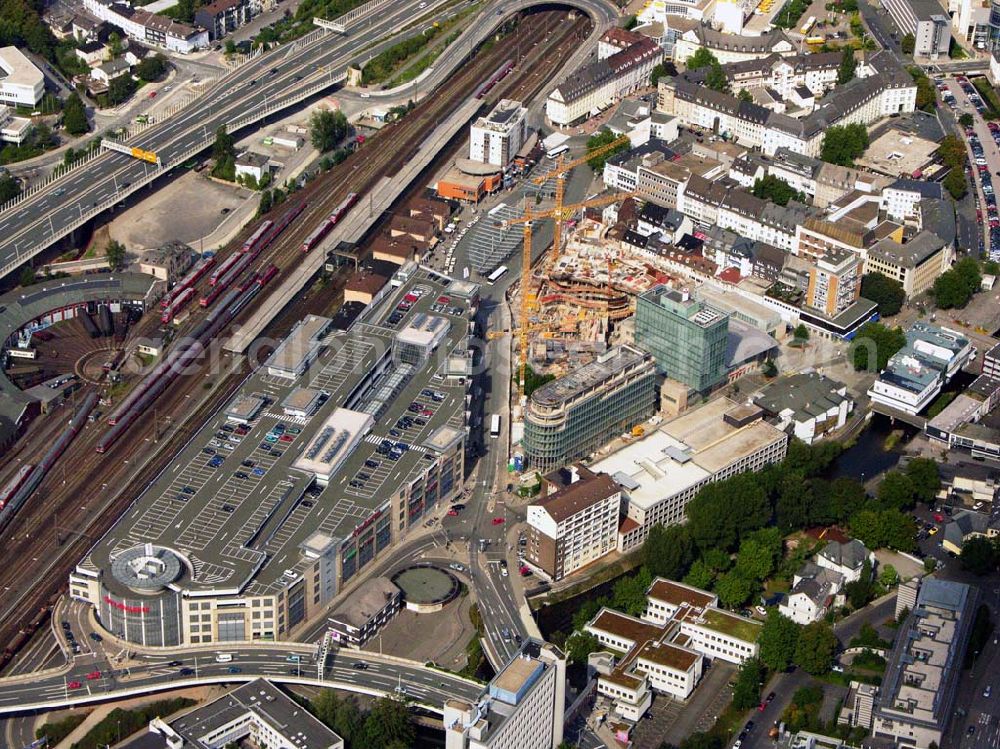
0 9 589 670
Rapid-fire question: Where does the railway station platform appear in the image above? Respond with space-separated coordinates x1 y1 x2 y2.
224 98 483 354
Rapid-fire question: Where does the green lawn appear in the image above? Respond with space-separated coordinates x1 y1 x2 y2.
701 609 763 642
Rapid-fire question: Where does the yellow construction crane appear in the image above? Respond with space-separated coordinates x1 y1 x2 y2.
529 133 631 277
503 189 636 397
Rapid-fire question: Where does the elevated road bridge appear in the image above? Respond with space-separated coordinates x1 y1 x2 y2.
0 643 482 716
0 0 617 284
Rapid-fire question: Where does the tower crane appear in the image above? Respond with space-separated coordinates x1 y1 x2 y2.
501 189 637 397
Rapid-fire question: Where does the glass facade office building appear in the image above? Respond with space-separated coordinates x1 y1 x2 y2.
523 345 656 472
635 286 729 393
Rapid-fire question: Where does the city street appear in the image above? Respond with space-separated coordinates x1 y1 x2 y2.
740 595 897 749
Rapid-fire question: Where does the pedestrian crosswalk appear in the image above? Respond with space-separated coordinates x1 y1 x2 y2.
261 411 310 426
363 433 427 453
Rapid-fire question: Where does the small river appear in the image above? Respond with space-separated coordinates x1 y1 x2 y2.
535 405 943 639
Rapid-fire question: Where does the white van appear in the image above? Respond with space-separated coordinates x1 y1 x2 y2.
215 653 233 663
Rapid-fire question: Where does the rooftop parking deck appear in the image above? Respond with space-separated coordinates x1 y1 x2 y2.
82 266 476 599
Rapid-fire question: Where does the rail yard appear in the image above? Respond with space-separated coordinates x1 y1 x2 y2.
0 7 588 670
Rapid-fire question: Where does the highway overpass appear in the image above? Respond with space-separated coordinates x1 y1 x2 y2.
0 0 618 284
0 643 482 716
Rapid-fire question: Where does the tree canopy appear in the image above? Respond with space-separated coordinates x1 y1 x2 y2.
0 172 20 203
837 47 856 84
212 125 236 181
310 108 349 152
136 54 168 82
908 66 936 111
759 610 800 671
820 123 868 166
731 657 765 710
901 33 915 54
849 509 916 552
105 239 126 270
794 621 837 674
851 321 906 371
860 272 904 316
751 175 805 206
642 524 693 581
62 92 89 136
586 129 630 172
961 536 999 575
686 48 728 92
933 256 981 309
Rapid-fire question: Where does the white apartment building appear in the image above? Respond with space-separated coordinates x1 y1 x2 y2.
0 47 44 107
525 466 622 582
591 398 788 553
678 174 809 252
658 51 916 158
882 0 951 59
84 0 209 53
547 29 661 126
444 640 565 749
673 26 794 65
469 99 527 167
147 679 344 749
881 178 943 224
586 578 761 722
723 52 841 100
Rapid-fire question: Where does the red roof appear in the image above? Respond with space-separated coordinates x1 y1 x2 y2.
718 266 743 284
619 517 640 534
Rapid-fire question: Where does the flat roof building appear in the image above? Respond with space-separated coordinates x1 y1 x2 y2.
444 639 566 749
591 397 788 552
293 408 375 483
224 392 266 424
69 267 472 648
328 576 402 647
0 46 44 107
882 0 951 59
470 99 528 167
635 285 729 393
869 321 975 415
585 577 761 722
752 372 854 444
866 230 951 299
523 345 657 473
282 387 324 418
872 578 978 747
266 314 331 379
136 679 343 749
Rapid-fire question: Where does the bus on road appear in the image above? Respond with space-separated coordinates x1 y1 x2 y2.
490 414 501 439
486 265 509 285
546 144 569 159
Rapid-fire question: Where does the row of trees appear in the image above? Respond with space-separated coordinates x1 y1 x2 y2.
938 133 968 199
